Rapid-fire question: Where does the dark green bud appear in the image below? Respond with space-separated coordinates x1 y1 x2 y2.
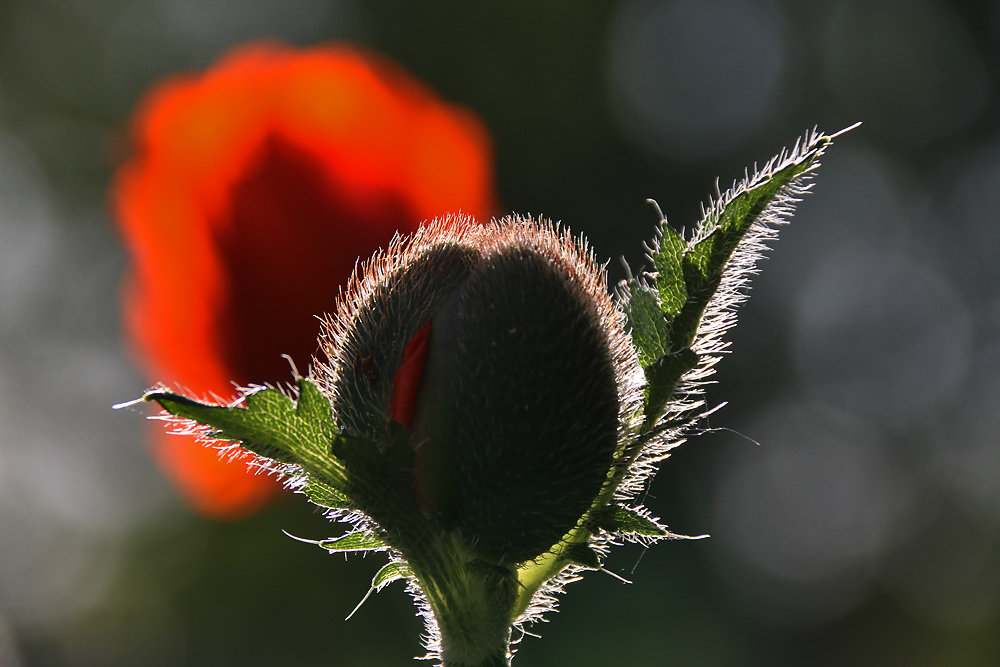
316 215 641 566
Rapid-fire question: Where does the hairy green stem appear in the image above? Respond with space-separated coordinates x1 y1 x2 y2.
407 533 516 667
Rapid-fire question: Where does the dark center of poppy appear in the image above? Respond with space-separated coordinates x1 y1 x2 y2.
215 133 411 385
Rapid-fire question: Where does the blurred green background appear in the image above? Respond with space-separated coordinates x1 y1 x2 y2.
1 0 999 665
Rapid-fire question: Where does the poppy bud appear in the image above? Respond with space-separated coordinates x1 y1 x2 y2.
317 215 641 566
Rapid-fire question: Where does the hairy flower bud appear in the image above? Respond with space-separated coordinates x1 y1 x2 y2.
316 215 641 565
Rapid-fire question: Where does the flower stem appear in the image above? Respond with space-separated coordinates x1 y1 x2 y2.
407 533 516 667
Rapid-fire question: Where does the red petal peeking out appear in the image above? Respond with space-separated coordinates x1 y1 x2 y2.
391 321 433 430
113 42 496 519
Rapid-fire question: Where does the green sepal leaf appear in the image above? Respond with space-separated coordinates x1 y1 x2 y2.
329 432 383 468
143 377 338 468
624 129 837 427
372 561 413 591
621 219 685 368
668 139 826 351
319 531 388 553
563 542 602 570
651 222 688 319
344 560 415 622
592 505 670 537
642 348 699 425
303 479 352 510
622 280 672 367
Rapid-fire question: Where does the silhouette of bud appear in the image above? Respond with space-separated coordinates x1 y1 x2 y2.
316 215 641 565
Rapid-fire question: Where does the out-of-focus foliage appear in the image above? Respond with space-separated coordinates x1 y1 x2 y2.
1 1 999 665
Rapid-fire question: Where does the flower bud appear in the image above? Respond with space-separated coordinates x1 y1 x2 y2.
317 215 640 565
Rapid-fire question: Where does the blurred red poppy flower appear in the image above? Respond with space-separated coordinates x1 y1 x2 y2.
113 42 496 519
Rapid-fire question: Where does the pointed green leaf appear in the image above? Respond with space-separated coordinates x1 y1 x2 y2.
329 432 382 467
294 377 339 436
622 280 672 368
563 542 602 570
642 348 699 425
372 561 412 591
593 505 670 537
668 133 830 350
651 222 688 318
319 531 388 553
623 129 840 427
143 377 346 487
303 479 352 510
623 215 687 368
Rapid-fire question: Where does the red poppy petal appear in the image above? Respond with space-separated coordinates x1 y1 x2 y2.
114 41 497 519
391 321 433 429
